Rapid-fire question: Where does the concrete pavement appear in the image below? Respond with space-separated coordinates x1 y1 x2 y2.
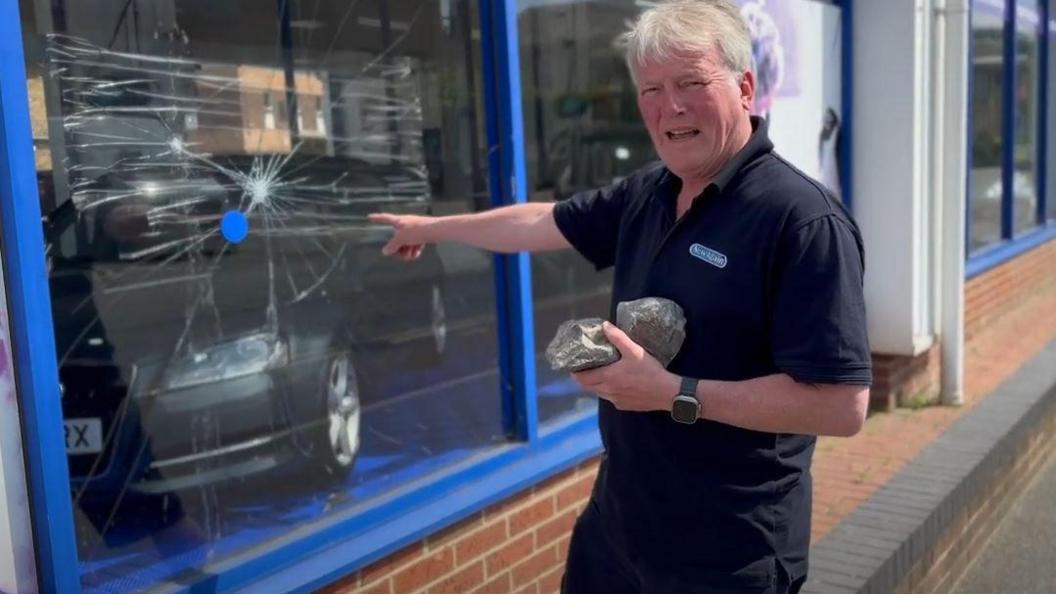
950 450 1056 594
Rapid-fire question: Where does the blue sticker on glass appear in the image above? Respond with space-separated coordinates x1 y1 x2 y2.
220 210 249 244
689 243 727 268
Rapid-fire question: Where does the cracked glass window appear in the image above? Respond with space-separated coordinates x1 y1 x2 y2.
21 0 503 590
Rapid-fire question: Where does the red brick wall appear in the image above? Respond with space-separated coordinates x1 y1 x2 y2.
319 461 597 594
319 239 1056 594
966 238 1056 342
870 344 941 412
893 407 1056 594
867 237 1056 413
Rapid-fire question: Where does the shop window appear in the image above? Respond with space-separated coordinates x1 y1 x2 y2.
969 0 1007 251
968 0 1053 258
1013 0 1042 235
22 0 502 591
1048 5 1055 223
517 0 638 425
518 0 846 426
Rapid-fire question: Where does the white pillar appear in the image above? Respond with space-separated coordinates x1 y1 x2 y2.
853 0 940 357
936 0 970 405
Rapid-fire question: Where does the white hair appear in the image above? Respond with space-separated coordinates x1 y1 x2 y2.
619 0 753 83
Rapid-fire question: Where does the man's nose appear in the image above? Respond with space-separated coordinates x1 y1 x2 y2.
662 89 686 116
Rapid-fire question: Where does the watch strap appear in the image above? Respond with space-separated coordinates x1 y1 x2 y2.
679 376 699 398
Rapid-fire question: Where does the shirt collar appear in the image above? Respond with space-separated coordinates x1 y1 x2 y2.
655 115 774 198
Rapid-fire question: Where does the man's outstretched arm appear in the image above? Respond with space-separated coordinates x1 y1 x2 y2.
368 203 570 261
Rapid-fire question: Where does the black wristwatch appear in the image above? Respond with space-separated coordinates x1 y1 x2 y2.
671 376 701 424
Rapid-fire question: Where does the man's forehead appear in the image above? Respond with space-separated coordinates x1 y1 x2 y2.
634 48 722 80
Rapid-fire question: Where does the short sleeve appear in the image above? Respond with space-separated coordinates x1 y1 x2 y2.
551 178 630 270
771 214 872 385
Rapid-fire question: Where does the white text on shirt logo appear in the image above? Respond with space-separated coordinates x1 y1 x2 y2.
689 243 727 269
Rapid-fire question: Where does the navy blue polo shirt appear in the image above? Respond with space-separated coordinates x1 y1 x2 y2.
552 117 871 587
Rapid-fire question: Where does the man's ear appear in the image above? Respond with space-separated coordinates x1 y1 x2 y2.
739 69 756 112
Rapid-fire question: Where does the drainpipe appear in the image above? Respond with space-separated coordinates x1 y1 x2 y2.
935 0 970 406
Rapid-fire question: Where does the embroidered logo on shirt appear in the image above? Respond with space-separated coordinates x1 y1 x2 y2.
689 243 727 269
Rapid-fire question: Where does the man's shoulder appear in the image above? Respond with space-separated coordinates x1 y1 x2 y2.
738 152 857 232
620 160 669 194
566 160 666 206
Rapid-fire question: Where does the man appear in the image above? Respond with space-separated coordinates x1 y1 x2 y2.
369 1 870 592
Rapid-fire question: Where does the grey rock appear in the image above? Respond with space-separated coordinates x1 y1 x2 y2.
616 297 686 367
545 318 620 372
544 298 686 373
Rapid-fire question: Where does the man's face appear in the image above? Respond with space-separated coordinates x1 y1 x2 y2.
634 48 754 181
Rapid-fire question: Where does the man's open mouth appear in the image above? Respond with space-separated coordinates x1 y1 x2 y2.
666 129 700 141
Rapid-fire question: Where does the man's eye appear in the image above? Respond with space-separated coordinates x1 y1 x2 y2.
640 87 659 96
683 81 706 88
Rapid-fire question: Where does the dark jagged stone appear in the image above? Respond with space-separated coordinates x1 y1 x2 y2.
545 318 620 372
545 297 687 373
616 297 686 367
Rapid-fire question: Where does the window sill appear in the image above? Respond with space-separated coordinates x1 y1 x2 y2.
966 224 1056 279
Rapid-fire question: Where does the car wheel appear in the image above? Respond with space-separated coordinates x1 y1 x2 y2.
315 350 361 478
431 283 447 356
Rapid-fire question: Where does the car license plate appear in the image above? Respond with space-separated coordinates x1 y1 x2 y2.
65 418 103 455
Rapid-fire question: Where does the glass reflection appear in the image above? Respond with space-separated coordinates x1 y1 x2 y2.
24 0 503 590
970 0 1006 251
1047 10 1055 223
518 0 644 425
1013 0 1040 235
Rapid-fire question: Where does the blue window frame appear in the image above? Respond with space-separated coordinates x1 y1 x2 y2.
0 3 79 592
0 1 853 593
967 0 1054 278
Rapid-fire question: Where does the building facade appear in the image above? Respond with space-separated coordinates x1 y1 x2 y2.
0 0 1052 593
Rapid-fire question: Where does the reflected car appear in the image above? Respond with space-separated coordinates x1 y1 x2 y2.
45 154 449 502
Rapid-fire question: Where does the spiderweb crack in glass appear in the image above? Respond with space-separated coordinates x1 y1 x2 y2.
30 0 513 587
44 28 434 558
45 32 431 365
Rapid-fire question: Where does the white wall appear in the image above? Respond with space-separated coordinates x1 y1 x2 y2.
853 0 937 356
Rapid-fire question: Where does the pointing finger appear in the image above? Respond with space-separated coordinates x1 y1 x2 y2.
369 213 398 226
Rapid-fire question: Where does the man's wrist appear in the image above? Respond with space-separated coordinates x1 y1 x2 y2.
660 372 681 412
669 375 702 423
420 215 444 243
693 379 706 421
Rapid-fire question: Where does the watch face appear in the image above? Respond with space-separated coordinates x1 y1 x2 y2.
671 396 699 424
